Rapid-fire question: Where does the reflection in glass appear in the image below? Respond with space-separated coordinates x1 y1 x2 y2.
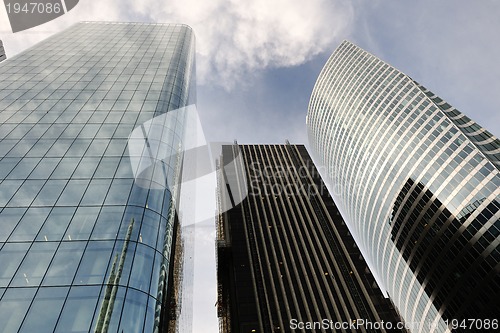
81 179 112 206
0 243 30 287
149 251 163 297
7 179 44 207
118 206 143 241
43 241 85 286
94 157 120 179
73 157 100 178
118 288 148 332
57 179 89 206
0 158 20 179
64 206 100 240
90 206 124 240
11 242 58 287
129 244 154 293
74 241 113 285
0 288 36 332
0 207 26 242
92 286 126 333
36 207 76 241
0 22 195 333
19 287 68 333
128 183 149 207
5 157 39 179
146 188 165 214
32 179 67 207
51 157 80 179
54 286 100 333
0 179 23 206
104 178 133 205
95 219 135 332
139 209 160 248
8 207 51 241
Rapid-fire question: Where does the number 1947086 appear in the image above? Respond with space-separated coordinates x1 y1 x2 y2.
6 2 62 14
445 318 498 330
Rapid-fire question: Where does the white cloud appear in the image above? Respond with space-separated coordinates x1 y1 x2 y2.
158 0 353 87
1 0 353 89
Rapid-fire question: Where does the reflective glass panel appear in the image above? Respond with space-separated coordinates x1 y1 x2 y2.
8 207 51 242
74 241 113 285
64 206 100 241
54 286 100 333
0 288 36 333
11 242 58 287
0 242 30 287
43 241 85 286
19 287 69 333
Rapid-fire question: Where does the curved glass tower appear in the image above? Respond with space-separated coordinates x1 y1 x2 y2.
0 22 195 332
307 41 499 332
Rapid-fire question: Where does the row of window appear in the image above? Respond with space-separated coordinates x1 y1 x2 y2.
0 204 168 248
0 285 157 333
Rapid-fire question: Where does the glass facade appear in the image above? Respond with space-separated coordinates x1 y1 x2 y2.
307 41 499 332
0 22 195 332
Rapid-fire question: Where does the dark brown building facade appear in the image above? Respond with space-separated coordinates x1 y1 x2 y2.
216 143 405 333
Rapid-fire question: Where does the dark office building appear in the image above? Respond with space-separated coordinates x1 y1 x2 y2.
216 143 405 333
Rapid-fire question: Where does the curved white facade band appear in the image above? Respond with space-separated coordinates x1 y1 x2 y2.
307 41 499 332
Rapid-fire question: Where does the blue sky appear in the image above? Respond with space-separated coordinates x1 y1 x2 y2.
2 1 498 143
1 1 499 332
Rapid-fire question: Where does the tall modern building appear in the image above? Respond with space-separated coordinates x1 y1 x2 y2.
0 40 6 62
307 41 500 332
216 143 405 333
0 22 195 332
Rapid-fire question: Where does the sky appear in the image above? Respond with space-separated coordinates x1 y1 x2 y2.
1 1 499 332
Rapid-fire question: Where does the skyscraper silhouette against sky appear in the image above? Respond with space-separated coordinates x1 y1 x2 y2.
307 41 499 332
0 22 195 332
216 143 404 333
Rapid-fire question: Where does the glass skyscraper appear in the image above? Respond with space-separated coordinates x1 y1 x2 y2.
307 41 499 332
0 22 195 332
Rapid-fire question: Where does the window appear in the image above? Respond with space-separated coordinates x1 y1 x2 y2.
43 241 85 286
57 179 89 206
11 242 58 287
74 241 113 285
8 207 51 241
0 288 36 332
0 208 26 242
0 243 30 287
19 287 69 333
0 180 23 206
104 178 133 205
54 286 101 333
129 244 155 292
90 206 124 240
32 179 67 207
36 207 76 241
29 158 60 179
81 179 111 206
